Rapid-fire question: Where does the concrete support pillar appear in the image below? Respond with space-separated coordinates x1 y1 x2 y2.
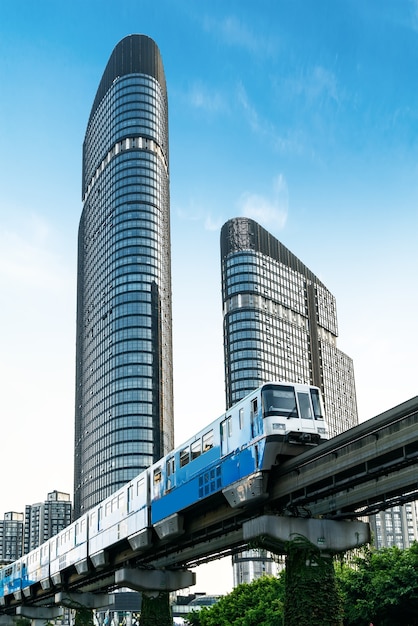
115 567 195 592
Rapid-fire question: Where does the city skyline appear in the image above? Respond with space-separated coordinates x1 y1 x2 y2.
1 0 418 591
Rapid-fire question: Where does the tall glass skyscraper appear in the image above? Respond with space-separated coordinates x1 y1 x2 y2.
221 217 358 585
221 217 358 436
74 35 174 518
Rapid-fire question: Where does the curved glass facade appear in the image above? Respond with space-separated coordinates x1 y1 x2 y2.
220 217 358 437
74 35 173 517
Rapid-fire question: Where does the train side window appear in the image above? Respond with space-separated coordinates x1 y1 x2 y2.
239 408 244 429
252 398 258 414
153 467 162 499
180 447 190 467
191 440 201 460
202 430 214 451
154 467 162 484
310 388 324 419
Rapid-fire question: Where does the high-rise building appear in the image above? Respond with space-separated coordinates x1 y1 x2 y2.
24 491 72 554
0 512 24 564
221 217 358 436
74 35 174 518
370 503 418 549
220 217 358 584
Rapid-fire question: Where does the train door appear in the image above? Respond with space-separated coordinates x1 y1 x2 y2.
166 456 175 492
127 484 133 514
250 397 262 438
220 415 232 456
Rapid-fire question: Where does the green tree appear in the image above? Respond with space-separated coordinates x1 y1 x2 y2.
337 542 418 626
186 575 285 626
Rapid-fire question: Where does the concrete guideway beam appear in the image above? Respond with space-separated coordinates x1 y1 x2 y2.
16 606 64 620
115 567 196 592
55 591 115 610
243 514 371 553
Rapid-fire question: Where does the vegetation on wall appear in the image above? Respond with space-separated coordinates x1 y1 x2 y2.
138 591 172 626
74 608 94 626
283 536 343 626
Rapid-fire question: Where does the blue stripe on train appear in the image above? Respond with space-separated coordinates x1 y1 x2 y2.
151 445 258 524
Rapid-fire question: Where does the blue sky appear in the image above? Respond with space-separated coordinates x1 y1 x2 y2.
1 0 418 591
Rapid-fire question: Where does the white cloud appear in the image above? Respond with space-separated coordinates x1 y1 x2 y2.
285 65 341 106
203 15 277 58
237 174 289 232
188 81 227 113
204 214 224 232
175 175 288 235
174 201 224 233
237 82 305 155
237 82 263 134
310 66 340 103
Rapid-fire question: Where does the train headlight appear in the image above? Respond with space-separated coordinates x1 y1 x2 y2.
272 423 286 430
317 427 327 434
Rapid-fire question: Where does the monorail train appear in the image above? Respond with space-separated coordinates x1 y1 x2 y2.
0 381 328 604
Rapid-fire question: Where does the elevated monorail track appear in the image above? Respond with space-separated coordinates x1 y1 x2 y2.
268 395 418 518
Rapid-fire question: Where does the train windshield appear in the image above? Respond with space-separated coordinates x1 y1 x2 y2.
262 385 298 418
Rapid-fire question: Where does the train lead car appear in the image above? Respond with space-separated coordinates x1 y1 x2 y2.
151 381 328 536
